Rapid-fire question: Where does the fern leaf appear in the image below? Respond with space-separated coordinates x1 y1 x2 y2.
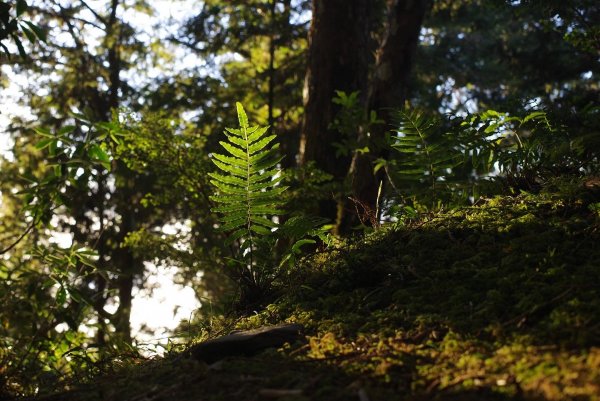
219 142 247 159
248 135 276 154
250 225 271 235
225 134 248 149
250 215 277 228
208 172 246 186
391 108 463 202
224 127 244 137
236 102 249 128
209 182 247 195
247 126 270 144
212 159 247 177
248 168 281 184
210 102 286 247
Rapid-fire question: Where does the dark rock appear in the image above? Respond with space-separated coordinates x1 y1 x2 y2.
190 323 304 364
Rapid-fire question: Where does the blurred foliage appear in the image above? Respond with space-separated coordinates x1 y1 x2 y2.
0 0 46 58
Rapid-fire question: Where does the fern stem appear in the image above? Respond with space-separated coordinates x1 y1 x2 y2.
242 120 255 282
406 111 436 198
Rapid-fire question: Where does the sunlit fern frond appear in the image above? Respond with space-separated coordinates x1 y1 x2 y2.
209 102 287 245
391 109 461 191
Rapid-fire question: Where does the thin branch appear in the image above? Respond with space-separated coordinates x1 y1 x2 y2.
79 0 107 26
0 221 35 255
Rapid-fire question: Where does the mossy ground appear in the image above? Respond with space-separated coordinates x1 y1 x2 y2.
29 178 600 401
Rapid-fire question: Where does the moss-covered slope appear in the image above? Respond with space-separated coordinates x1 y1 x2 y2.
32 181 600 401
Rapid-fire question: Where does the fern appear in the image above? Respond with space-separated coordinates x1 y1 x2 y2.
391 109 461 199
209 102 287 249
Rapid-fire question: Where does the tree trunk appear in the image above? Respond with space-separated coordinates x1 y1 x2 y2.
348 0 430 227
299 0 371 233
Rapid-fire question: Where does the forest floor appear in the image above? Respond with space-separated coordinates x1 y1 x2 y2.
31 177 600 401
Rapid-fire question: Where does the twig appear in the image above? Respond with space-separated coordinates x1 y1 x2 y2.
0 221 35 255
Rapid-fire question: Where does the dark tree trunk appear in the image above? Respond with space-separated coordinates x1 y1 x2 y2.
268 0 276 127
299 0 371 233
101 0 140 344
348 0 430 227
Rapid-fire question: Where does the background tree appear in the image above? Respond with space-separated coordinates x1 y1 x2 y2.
299 0 430 233
2 0 157 347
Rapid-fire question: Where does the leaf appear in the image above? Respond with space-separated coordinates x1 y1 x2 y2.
248 135 276 155
12 35 27 58
250 225 271 235
34 127 53 137
291 239 316 254
220 141 247 159
236 102 249 128
23 21 46 42
58 125 76 136
20 24 36 42
35 138 54 150
212 102 288 268
225 229 246 245
246 126 269 144
16 0 27 17
56 286 67 305
88 144 111 170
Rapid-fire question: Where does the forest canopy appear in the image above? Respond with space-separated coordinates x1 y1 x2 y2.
0 0 598 397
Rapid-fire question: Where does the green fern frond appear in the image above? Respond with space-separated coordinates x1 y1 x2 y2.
210 102 287 246
391 109 461 193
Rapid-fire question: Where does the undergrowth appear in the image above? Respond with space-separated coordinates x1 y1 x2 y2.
23 177 600 401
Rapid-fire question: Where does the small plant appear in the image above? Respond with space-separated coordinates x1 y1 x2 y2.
209 102 286 301
210 103 330 306
386 108 462 208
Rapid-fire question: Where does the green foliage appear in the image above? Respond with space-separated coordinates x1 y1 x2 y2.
388 109 462 203
210 102 287 246
209 103 286 301
383 106 600 214
0 0 46 58
17 115 122 229
458 108 600 183
330 91 381 158
209 103 330 304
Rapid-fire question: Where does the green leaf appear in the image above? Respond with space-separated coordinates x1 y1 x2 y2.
291 239 316 254
211 102 288 268
88 144 111 170
210 181 247 195
246 126 269 144
248 135 276 155
225 229 246 245
208 172 246 186
34 127 53 137
58 125 76 136
220 141 248 159
20 24 36 42
23 21 46 42
250 215 277 228
236 102 248 128
35 138 54 150
12 35 26 58
211 154 248 178
56 286 67 305
250 225 271 235
16 0 27 17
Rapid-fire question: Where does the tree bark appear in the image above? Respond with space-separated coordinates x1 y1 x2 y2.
348 0 430 227
299 0 371 233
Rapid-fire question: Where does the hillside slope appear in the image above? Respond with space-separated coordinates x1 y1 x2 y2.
31 179 600 401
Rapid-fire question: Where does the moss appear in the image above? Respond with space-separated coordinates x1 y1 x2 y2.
26 182 600 401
